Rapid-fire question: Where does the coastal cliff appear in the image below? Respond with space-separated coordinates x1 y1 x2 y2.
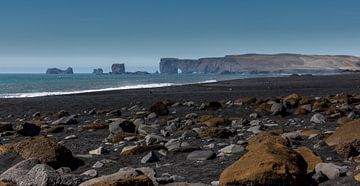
160 54 360 74
46 67 74 74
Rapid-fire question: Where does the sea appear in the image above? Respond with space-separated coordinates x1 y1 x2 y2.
0 73 338 98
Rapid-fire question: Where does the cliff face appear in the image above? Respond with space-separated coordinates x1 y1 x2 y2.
46 67 74 74
160 54 360 74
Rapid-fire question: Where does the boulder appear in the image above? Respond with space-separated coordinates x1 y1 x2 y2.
326 120 360 146
15 122 40 136
0 159 40 184
150 102 169 116
109 118 136 134
219 142 308 185
14 136 78 169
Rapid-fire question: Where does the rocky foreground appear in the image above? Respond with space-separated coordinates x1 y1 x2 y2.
2 75 360 185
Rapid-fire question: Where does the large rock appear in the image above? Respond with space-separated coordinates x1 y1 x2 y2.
0 159 81 186
326 120 360 146
111 63 126 74
219 142 308 185
159 54 360 74
14 136 77 169
109 118 136 134
15 122 40 136
0 159 40 184
46 67 73 74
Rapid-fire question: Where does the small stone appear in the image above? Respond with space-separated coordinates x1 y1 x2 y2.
311 113 326 124
247 126 262 134
92 161 104 168
219 144 244 154
81 169 98 177
64 135 77 140
89 147 109 155
187 150 215 161
141 151 159 163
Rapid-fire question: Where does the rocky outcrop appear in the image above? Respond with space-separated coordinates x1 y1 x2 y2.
111 63 125 74
46 67 73 74
160 54 360 74
92 68 103 75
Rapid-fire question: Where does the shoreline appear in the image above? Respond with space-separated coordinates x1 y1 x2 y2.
1 73 360 117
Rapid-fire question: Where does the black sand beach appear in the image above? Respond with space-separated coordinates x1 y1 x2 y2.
1 74 360 185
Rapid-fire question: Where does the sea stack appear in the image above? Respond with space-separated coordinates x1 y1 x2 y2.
46 67 74 74
92 68 104 75
111 63 125 74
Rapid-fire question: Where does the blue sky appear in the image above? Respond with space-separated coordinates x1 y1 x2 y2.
0 0 360 72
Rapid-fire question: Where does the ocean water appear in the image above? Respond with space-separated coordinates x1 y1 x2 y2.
0 73 302 98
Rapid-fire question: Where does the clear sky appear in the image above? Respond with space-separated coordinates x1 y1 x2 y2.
0 0 360 73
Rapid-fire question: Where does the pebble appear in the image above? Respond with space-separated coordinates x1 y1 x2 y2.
89 146 108 155
64 135 77 140
92 161 104 168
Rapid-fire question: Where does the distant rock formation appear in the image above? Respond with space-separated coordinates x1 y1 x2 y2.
111 64 125 74
46 67 74 74
160 54 360 74
92 68 104 75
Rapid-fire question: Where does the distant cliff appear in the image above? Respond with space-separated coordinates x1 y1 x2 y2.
160 54 360 74
46 67 74 74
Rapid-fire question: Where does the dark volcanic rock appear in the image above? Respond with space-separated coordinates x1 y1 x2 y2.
15 122 40 136
46 67 74 74
111 63 125 74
